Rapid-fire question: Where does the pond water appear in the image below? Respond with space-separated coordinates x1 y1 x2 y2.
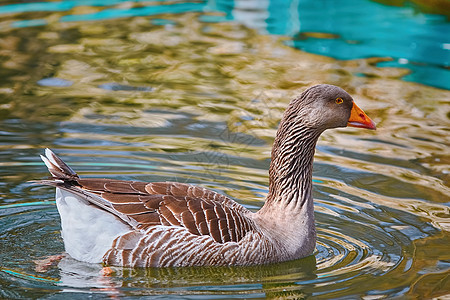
0 0 449 299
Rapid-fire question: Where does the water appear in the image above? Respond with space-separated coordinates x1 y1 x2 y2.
0 0 449 298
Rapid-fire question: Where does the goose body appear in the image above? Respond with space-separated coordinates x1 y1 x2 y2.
39 84 376 267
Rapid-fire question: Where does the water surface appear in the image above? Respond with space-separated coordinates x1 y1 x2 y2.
0 0 449 299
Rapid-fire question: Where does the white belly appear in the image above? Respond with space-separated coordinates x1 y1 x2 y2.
55 188 132 263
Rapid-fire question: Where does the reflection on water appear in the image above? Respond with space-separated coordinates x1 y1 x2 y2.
52 255 317 297
0 0 449 299
1 0 449 89
218 0 450 89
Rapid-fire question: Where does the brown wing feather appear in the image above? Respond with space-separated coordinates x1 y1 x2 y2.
72 179 254 243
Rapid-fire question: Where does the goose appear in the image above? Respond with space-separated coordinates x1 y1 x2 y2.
39 84 376 267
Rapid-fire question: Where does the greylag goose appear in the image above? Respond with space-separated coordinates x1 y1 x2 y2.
39 84 376 267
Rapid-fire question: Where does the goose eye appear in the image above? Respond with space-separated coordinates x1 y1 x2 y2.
335 97 344 104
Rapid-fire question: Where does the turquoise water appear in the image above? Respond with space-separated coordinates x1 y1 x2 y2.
0 0 449 298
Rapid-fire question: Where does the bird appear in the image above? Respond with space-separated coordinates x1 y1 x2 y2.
39 84 376 268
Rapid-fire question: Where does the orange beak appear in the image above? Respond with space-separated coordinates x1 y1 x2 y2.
347 102 376 130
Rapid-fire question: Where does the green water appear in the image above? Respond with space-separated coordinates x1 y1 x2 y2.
0 1 449 299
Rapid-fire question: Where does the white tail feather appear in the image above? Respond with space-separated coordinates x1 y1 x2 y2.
41 148 78 179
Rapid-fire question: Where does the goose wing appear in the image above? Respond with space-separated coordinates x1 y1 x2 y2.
75 179 255 243
40 149 255 244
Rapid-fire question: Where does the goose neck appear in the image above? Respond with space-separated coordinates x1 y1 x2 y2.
260 126 321 214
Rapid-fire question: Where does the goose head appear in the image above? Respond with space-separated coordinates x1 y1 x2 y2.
283 84 376 132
